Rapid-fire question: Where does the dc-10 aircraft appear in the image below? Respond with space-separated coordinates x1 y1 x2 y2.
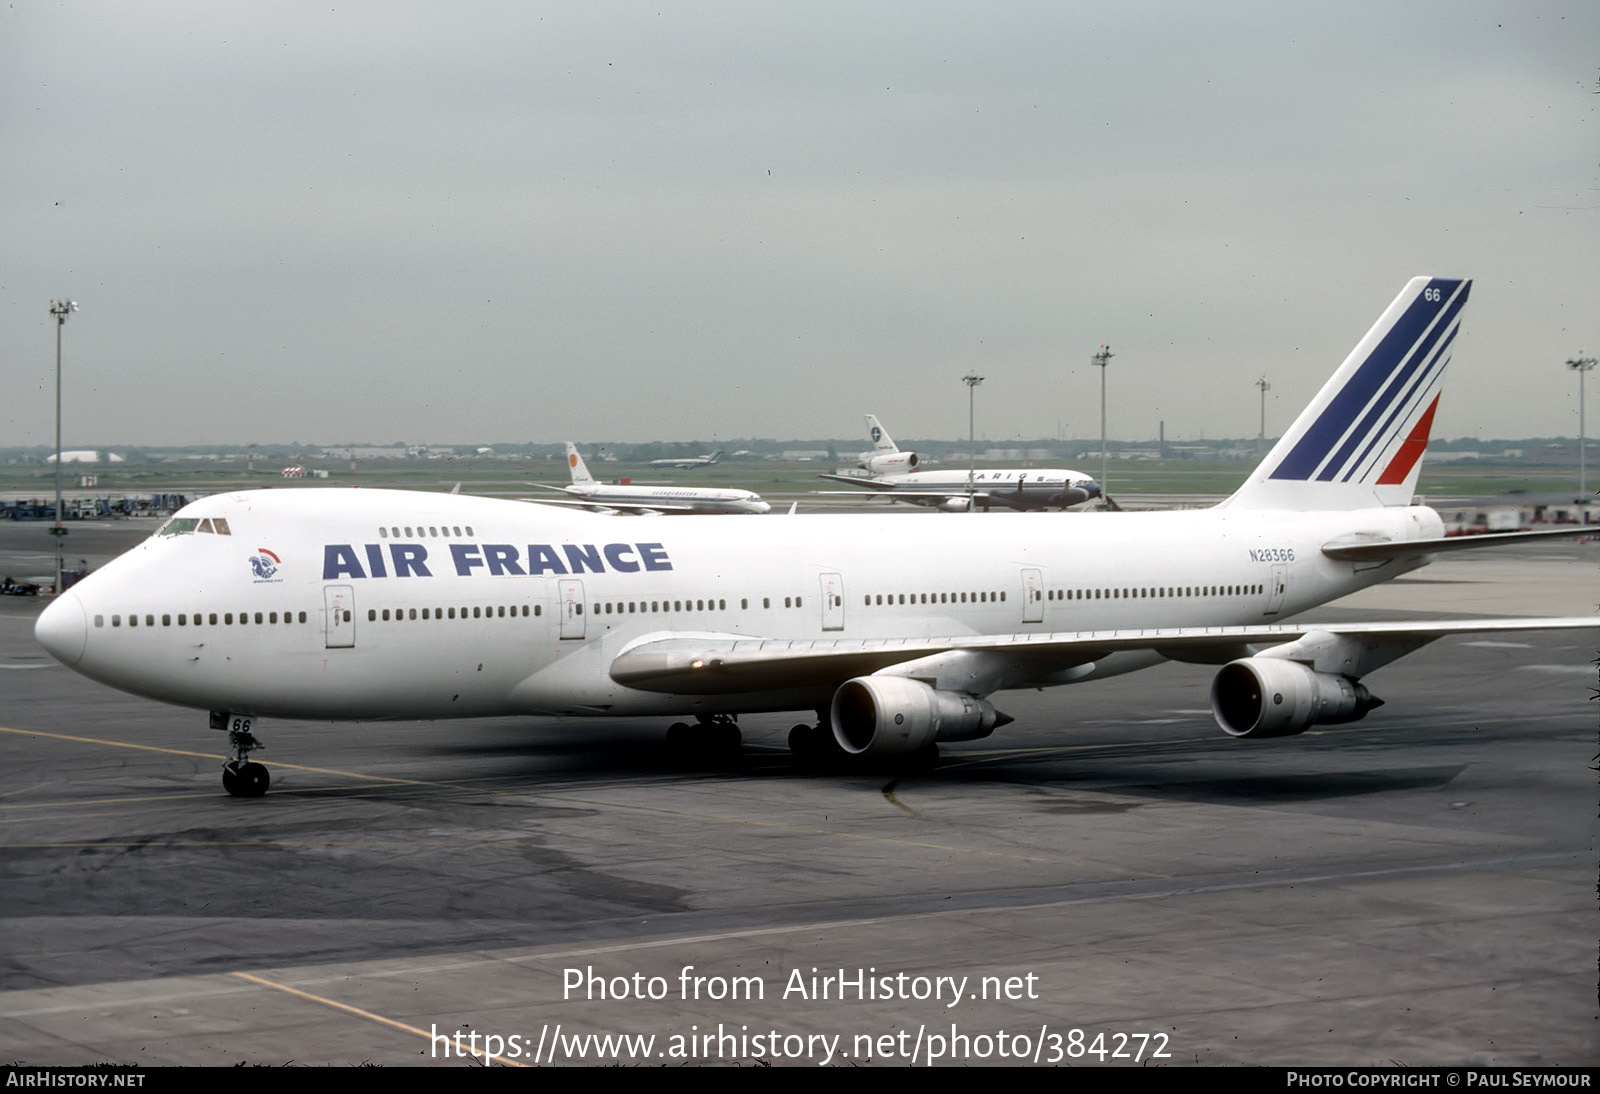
819 415 1101 511
527 443 771 515
33 277 1595 797
648 449 723 470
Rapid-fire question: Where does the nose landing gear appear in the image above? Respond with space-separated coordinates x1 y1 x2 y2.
212 712 270 797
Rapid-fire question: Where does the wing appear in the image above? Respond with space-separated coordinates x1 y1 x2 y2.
609 617 1597 695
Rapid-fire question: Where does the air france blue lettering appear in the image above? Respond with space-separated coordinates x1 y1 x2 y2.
484 544 525 576
603 543 639 572
451 543 484 576
563 543 604 574
390 543 431 577
527 545 567 575
319 541 669 578
324 545 366 580
638 542 672 572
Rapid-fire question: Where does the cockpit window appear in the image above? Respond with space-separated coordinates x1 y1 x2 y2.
156 516 232 537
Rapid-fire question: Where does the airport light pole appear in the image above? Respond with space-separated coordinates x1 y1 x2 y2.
49 298 77 594
962 372 983 506
1092 345 1113 504
1568 355 1596 499
1256 377 1271 451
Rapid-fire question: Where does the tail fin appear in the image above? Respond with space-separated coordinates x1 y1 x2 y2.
564 442 596 485
1221 277 1470 511
865 414 899 453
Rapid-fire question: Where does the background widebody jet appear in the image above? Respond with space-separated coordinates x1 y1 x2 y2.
820 414 1100 511
527 443 770 515
33 277 1594 797
648 450 724 470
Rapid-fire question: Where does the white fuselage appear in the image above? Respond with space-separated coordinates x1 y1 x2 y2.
36 488 1440 723
562 482 770 514
849 467 1100 508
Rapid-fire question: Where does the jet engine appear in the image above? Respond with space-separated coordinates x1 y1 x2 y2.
938 496 974 512
1209 658 1383 739
831 676 1003 757
861 451 918 474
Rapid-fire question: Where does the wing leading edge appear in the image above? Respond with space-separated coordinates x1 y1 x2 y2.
609 617 1597 696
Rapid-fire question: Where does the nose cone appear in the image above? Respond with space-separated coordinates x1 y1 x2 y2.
36 591 88 667
1081 479 1102 500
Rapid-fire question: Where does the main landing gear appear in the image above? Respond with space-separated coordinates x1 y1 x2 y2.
212 711 270 798
788 714 939 771
787 718 840 765
663 713 741 760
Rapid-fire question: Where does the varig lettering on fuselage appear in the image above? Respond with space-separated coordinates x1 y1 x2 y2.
322 541 673 581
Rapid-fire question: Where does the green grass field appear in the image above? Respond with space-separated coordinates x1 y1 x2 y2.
1 455 1584 502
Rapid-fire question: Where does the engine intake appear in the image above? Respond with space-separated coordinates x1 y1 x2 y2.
831 676 1003 757
1210 658 1382 739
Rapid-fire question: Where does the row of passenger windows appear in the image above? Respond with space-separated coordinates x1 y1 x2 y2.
98 610 308 628
89 595 818 630
377 524 475 539
1045 584 1264 600
91 583 1268 635
866 591 1007 606
581 596 806 616
372 604 535 621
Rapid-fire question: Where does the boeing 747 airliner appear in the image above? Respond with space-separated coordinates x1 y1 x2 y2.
34 278 1594 795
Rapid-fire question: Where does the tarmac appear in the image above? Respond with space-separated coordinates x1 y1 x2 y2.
0 516 1594 1066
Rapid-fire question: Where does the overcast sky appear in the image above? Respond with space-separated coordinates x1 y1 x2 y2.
4 2 1596 449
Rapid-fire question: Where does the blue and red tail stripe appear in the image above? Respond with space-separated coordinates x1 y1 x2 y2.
1267 279 1469 485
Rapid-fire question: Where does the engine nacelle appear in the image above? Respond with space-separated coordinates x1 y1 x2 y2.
938 496 973 512
1210 658 1382 739
831 676 1001 757
861 450 918 474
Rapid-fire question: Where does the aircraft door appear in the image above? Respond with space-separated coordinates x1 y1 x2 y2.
558 579 586 639
819 572 845 632
1021 568 1044 623
324 585 355 648
1264 565 1288 615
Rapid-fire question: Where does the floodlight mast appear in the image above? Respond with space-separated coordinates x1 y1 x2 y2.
1092 345 1113 503
1568 355 1597 499
49 299 78 595
962 372 984 505
1256 377 1271 452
